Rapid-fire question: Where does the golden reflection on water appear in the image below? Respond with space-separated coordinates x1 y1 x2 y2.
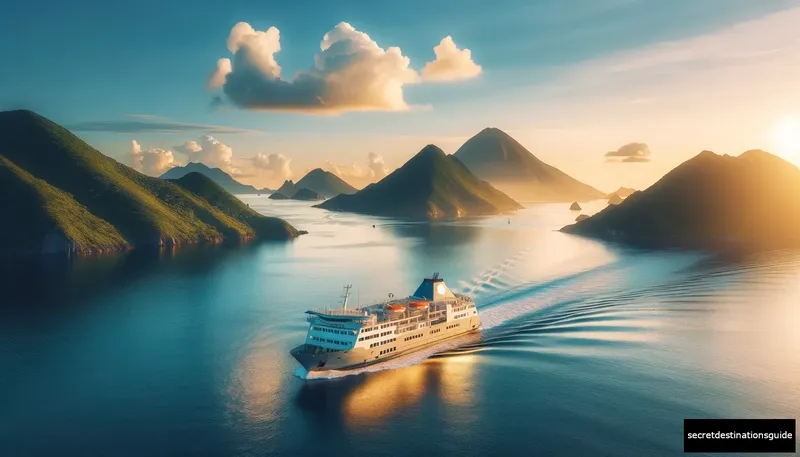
227 338 288 423
341 361 428 425
341 351 479 426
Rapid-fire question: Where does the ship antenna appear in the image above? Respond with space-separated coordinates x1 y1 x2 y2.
341 285 352 309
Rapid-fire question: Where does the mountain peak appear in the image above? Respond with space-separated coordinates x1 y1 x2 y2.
453 128 604 202
317 143 521 218
295 168 356 197
476 127 511 137
417 144 446 157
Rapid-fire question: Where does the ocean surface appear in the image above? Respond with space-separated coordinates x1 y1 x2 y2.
1 198 798 457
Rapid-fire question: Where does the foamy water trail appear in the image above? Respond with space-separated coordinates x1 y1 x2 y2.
478 252 708 330
295 333 482 381
454 248 532 297
295 250 706 381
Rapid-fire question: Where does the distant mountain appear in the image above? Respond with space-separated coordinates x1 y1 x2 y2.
295 168 357 198
291 188 326 201
609 187 636 199
316 144 522 219
561 149 800 251
275 180 296 197
607 193 623 205
161 162 273 194
453 128 604 202
268 192 290 200
0 110 301 258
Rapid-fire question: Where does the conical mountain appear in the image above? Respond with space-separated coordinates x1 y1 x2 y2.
561 149 800 251
316 144 522 219
0 110 300 257
453 127 604 202
275 180 296 196
294 168 357 197
161 162 273 194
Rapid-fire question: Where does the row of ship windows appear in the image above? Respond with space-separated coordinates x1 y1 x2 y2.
370 338 395 348
404 333 423 342
453 313 469 320
359 330 394 341
309 335 349 346
446 323 461 330
363 323 395 333
430 328 441 335
311 326 356 336
380 347 396 355
399 322 426 333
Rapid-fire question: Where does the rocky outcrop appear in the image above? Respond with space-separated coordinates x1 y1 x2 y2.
570 202 581 211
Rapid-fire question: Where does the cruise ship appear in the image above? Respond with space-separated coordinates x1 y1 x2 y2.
290 273 481 372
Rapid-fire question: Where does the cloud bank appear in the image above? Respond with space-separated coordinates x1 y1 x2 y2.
174 135 235 171
324 152 391 186
130 140 178 175
253 152 293 179
605 142 652 163
208 22 480 113
421 36 482 82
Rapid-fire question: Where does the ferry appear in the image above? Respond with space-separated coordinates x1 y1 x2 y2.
290 273 481 372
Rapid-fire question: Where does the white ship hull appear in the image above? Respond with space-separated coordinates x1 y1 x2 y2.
290 275 481 373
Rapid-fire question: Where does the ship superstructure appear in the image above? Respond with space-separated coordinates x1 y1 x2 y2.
290 273 480 372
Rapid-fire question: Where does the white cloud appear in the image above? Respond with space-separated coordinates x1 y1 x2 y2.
366 152 388 178
130 140 178 176
324 152 390 184
174 135 234 171
422 36 482 82
208 22 420 113
252 152 292 179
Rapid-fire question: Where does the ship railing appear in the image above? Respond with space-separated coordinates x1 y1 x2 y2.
308 308 370 317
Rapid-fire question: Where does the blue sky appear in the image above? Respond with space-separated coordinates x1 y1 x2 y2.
1 0 799 189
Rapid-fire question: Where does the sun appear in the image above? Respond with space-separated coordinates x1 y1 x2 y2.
770 116 800 164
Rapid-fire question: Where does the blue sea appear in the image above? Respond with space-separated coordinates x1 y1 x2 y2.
1 198 798 456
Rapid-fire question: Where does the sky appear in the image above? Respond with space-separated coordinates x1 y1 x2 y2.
1 0 799 191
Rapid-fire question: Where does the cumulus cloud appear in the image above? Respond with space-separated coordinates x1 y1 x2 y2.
605 142 652 163
252 152 292 179
208 22 480 113
366 152 388 178
421 36 482 82
325 152 390 185
208 22 419 113
130 140 178 176
174 135 234 170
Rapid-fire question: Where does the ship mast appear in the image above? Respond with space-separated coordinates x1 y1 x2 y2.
341 284 352 310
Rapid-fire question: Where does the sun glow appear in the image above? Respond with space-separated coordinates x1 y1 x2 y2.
770 116 800 164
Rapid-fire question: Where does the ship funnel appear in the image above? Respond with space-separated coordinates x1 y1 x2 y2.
412 275 455 301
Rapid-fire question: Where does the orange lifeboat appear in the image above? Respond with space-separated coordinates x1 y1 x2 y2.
386 304 405 312
409 301 428 309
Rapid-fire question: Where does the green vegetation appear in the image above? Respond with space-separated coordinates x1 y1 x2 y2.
561 149 800 251
294 168 357 197
161 162 273 194
316 144 522 219
454 127 605 202
0 110 300 257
